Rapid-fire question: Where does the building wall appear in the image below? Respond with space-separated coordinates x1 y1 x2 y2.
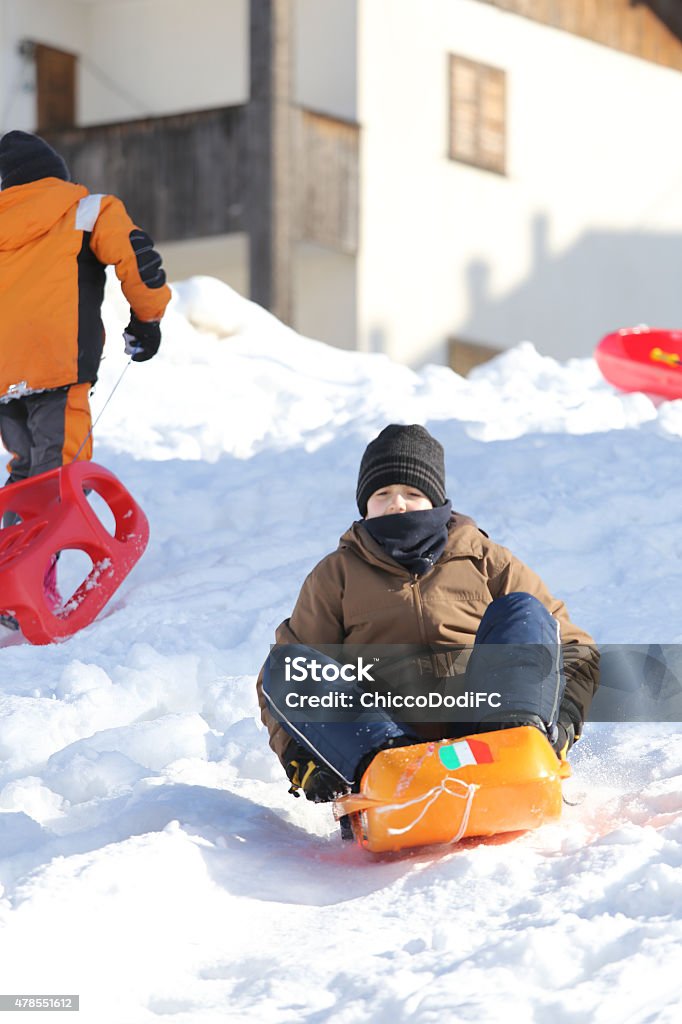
5 0 682 364
294 0 358 122
160 234 249 298
0 0 248 132
161 234 357 354
0 0 88 130
0 0 251 307
292 1 360 350
357 0 682 363
293 242 357 351
81 0 248 124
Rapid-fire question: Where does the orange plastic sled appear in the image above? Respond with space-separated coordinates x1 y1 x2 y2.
333 726 570 853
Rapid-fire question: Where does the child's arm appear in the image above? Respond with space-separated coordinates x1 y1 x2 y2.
257 555 346 764
88 195 172 323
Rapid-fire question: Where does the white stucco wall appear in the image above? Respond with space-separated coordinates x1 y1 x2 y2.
294 0 357 122
0 0 248 132
0 0 88 131
80 0 248 124
294 242 357 350
160 234 249 299
357 0 682 363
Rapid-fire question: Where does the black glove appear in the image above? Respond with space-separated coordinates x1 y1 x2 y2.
123 314 161 362
284 742 347 803
552 698 582 759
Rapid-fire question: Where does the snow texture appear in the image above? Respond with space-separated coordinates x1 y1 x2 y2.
0 274 680 1023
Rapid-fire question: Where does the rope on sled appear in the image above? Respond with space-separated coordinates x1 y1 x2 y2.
378 776 479 844
73 359 133 462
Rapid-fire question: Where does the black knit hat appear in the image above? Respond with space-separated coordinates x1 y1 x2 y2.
356 424 447 516
0 130 70 190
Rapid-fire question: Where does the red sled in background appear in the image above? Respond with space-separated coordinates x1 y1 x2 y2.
595 327 682 401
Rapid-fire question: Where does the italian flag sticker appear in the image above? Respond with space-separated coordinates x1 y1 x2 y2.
439 739 494 770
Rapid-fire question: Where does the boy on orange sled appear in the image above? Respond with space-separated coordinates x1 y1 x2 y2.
258 425 599 843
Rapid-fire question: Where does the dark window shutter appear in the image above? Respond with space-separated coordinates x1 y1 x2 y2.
35 43 76 132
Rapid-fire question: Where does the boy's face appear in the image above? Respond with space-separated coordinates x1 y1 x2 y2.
365 484 434 519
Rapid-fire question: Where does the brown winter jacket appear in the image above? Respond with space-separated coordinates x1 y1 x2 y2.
257 513 599 763
0 178 171 396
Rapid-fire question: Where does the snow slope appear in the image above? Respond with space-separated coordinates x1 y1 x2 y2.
0 276 680 1023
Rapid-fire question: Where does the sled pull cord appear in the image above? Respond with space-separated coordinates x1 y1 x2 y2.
381 777 479 844
73 359 133 462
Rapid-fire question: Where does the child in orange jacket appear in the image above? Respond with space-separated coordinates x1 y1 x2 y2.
0 130 171 613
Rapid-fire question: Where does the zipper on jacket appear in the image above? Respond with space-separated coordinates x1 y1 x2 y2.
410 575 429 646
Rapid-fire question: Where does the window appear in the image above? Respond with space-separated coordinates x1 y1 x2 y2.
449 337 502 377
35 43 77 132
448 55 506 175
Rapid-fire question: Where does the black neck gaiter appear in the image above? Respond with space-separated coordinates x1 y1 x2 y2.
361 501 452 576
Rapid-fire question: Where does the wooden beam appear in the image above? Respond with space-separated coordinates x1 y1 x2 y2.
247 0 294 325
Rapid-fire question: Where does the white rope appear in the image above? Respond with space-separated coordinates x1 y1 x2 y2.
73 359 132 462
378 776 479 844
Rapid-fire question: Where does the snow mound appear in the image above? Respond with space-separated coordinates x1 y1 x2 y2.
0 277 680 1023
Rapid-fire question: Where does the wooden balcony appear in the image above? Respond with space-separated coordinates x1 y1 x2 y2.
45 106 250 242
45 105 359 254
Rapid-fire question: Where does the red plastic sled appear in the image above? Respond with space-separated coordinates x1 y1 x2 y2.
595 328 682 400
0 461 149 644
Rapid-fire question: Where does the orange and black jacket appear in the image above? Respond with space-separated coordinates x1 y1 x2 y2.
0 177 171 397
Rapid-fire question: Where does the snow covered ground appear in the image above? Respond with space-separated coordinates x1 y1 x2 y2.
0 275 680 1023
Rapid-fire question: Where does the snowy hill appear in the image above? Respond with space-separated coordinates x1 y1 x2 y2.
0 276 680 1023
